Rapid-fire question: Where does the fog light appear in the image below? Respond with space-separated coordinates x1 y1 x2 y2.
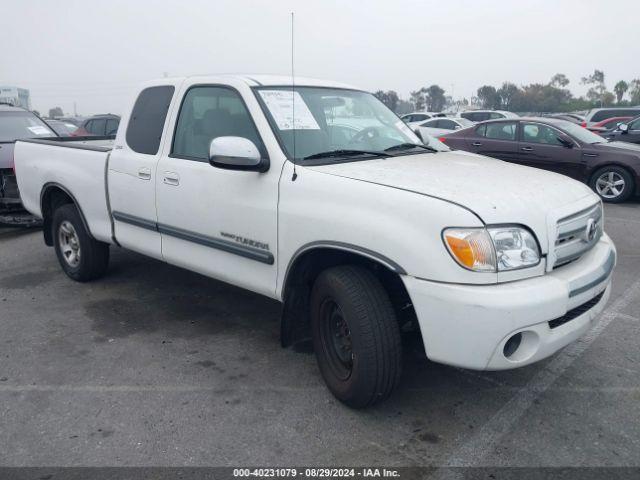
503 333 522 358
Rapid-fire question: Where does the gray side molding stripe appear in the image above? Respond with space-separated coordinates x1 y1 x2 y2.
112 211 274 265
112 211 158 231
568 250 615 298
157 223 274 265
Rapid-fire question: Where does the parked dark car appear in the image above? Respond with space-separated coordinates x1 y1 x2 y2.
44 119 78 137
441 117 640 202
603 116 640 145
588 116 633 135
71 114 120 137
546 113 585 125
56 116 85 127
0 105 56 224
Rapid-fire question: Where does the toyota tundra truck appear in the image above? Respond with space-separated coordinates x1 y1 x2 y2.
14 75 616 408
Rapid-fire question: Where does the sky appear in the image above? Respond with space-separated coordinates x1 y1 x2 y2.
2 0 639 116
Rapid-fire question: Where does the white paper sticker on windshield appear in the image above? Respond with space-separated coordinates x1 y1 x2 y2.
259 90 320 130
28 126 51 136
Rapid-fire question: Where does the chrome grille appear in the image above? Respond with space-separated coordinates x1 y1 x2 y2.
553 203 602 268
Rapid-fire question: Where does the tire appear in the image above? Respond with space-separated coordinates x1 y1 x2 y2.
589 166 635 203
310 265 402 408
52 204 110 282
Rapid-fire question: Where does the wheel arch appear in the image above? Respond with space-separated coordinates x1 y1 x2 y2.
280 242 416 348
40 183 93 246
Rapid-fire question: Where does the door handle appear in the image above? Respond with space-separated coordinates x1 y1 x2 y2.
520 146 533 152
472 142 483 146
137 167 151 180
163 172 180 186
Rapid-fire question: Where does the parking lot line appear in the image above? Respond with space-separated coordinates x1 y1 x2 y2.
442 276 640 468
0 385 325 393
615 312 639 322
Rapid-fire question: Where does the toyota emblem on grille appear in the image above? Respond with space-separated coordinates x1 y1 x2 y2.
585 218 598 242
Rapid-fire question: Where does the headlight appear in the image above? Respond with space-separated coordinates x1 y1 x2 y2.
443 226 540 272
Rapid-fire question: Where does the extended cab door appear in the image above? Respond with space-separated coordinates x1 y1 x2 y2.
517 121 583 179
154 81 279 298
107 83 178 259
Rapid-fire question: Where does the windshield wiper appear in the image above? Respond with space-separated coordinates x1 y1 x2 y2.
303 149 391 161
384 143 438 153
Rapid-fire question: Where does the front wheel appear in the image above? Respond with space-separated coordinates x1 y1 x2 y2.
589 166 635 203
52 204 110 282
310 265 402 408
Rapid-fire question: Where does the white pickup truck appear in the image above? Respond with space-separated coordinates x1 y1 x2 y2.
15 75 616 407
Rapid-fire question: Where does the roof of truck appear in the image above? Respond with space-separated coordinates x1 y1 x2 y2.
163 74 361 91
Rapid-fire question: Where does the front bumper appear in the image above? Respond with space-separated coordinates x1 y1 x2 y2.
403 234 616 370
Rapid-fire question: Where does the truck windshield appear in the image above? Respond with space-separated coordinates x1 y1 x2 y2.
255 87 423 161
0 111 55 143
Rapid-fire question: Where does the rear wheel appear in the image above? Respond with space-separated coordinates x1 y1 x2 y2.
52 204 110 282
589 166 634 203
310 265 402 408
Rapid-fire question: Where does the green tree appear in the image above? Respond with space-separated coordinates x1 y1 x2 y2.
629 79 640 104
48 107 63 118
614 80 629 103
373 90 399 112
396 99 414 115
550 73 570 88
581 69 609 106
424 84 446 112
497 82 519 110
410 88 426 111
477 85 499 109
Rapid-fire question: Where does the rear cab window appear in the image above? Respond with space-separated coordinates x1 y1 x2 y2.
126 86 175 155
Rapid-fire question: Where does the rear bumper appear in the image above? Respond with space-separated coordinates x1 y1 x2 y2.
403 234 616 370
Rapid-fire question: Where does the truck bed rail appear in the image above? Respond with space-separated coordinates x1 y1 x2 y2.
18 135 115 152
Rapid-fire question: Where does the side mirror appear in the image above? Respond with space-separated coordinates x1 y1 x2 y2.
618 123 629 133
454 125 461 130
209 136 269 172
557 134 574 148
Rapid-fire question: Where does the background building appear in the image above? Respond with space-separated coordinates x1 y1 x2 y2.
0 86 31 109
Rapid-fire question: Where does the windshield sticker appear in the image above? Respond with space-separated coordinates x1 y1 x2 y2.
28 126 51 136
259 90 320 130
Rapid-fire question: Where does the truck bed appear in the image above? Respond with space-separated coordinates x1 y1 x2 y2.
14 136 115 244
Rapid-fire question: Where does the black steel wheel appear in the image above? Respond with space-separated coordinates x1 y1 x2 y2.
310 265 402 408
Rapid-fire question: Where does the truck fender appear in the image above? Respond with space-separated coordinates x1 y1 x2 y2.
40 182 94 246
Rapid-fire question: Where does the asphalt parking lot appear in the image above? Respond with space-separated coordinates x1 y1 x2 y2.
0 201 639 469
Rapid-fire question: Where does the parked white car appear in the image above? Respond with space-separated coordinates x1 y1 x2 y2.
461 110 519 122
14 75 616 408
415 117 475 139
400 111 446 129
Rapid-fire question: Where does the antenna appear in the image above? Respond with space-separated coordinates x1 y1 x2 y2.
291 11 298 181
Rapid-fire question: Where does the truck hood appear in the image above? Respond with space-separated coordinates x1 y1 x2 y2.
307 151 597 252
